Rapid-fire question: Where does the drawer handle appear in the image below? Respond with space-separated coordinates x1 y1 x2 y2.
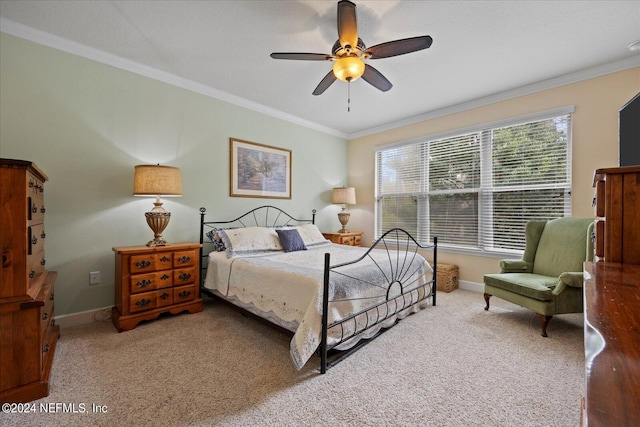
41 206 46 213
42 312 48 321
135 298 152 307
50 292 54 300
29 269 36 278
160 256 171 262
41 258 46 266
29 179 34 188
41 231 46 238
177 256 191 263
160 292 170 300
178 290 191 299
135 260 151 269
161 274 170 280
32 205 38 214
136 279 152 288
32 236 38 245
179 273 191 281
43 343 50 353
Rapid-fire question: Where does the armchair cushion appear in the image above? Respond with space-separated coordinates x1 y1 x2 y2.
484 273 557 301
553 272 586 295
499 259 531 273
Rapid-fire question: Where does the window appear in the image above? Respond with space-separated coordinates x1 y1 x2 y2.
375 108 572 254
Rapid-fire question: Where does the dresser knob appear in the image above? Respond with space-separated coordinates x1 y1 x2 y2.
41 231 46 238
32 205 38 214
41 206 46 213
178 256 191 263
178 290 191 299
32 236 38 245
42 312 48 321
161 274 170 280
50 292 54 300
43 343 50 353
160 292 170 300
41 258 46 266
135 260 151 269
136 279 151 288
29 179 34 188
179 273 191 281
29 269 36 278
160 256 171 262
135 298 151 307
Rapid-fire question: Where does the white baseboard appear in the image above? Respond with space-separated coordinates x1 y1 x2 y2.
54 306 112 330
457 280 484 293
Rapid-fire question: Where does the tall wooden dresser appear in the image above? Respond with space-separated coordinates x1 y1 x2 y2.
1 158 59 403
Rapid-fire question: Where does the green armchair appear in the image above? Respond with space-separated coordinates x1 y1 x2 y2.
483 217 594 337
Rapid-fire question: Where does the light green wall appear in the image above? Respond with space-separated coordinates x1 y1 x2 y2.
0 34 348 315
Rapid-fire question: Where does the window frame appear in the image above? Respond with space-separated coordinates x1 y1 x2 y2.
374 106 574 258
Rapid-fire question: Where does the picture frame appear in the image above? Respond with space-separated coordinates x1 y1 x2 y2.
230 138 292 199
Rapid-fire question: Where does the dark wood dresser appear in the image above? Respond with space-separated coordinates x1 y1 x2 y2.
1 158 59 403
582 261 640 427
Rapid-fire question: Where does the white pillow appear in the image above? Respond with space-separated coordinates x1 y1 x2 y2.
294 224 329 246
218 227 283 257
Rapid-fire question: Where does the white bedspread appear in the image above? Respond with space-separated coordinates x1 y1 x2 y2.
203 242 433 370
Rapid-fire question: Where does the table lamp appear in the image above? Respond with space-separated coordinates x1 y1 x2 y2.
332 186 356 233
133 164 183 246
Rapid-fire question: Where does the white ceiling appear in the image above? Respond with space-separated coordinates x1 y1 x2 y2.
1 0 639 138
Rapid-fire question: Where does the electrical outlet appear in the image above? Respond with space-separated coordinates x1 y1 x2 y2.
89 271 100 285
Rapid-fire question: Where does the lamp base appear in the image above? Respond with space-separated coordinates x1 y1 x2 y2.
145 211 171 247
337 211 350 234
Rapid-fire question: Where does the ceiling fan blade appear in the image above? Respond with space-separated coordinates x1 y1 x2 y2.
362 64 392 92
312 70 337 95
270 53 332 61
337 0 358 48
365 35 433 59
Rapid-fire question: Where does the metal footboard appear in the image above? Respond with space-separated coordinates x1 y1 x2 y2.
320 228 437 373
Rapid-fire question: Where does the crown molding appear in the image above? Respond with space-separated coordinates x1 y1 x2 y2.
0 18 347 139
347 56 640 140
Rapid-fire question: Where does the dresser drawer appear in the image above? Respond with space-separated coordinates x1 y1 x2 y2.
129 291 157 313
173 285 196 303
28 195 45 225
130 254 157 273
595 220 605 258
28 224 46 255
157 289 173 308
41 294 54 336
173 250 197 267
174 267 196 286
129 273 158 294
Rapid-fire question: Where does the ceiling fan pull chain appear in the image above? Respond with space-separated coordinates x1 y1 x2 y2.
348 79 351 112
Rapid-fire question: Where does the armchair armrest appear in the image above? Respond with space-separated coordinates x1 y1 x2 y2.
552 272 584 295
499 260 531 273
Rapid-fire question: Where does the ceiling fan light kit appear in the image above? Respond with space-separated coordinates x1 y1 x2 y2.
270 0 433 100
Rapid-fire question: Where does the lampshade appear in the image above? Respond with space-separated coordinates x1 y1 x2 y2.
133 164 183 196
332 186 356 205
332 57 365 82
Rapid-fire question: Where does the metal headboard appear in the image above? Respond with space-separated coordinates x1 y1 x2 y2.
198 206 316 289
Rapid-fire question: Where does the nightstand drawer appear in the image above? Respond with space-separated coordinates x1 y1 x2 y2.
130 254 157 273
130 273 158 294
129 291 157 313
157 289 173 307
173 285 196 303
174 267 196 286
173 250 197 267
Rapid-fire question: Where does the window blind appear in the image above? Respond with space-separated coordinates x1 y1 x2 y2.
375 109 572 253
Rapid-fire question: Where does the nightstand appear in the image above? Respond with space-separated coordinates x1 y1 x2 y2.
112 242 203 332
322 231 363 247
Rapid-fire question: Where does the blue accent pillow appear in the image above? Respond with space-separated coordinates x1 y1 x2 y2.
276 229 307 253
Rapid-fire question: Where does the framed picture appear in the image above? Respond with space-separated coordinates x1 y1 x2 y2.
230 138 292 199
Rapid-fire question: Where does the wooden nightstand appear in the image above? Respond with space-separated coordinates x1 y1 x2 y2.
112 242 203 332
322 231 363 247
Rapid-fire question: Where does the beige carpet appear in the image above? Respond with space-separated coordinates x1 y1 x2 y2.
2 289 585 427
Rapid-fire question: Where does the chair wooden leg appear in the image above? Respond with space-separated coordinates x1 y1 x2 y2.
483 293 491 311
536 313 552 337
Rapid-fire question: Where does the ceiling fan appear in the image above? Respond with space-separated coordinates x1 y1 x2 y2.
270 0 433 97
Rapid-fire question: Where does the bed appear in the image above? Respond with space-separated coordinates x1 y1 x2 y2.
199 205 437 373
